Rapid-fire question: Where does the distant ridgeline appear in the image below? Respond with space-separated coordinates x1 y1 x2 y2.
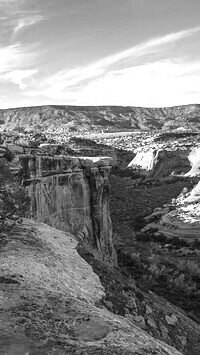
0 104 200 134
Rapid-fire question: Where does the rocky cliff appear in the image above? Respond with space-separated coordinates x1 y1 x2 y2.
1 219 185 355
145 180 200 238
134 146 200 237
19 154 117 266
128 149 191 177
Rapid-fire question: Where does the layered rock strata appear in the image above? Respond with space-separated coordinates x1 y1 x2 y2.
19 155 117 266
154 182 200 238
128 149 191 177
142 179 200 238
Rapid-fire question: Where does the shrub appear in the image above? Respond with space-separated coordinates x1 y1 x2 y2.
111 166 144 179
192 239 200 250
136 232 152 242
153 233 167 244
170 237 189 248
131 216 146 231
0 160 13 184
0 159 30 232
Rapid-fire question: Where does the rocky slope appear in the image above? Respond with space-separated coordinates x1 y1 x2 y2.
144 180 200 238
1 104 200 135
2 219 200 355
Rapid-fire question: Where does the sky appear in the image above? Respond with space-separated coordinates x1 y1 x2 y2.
0 0 200 108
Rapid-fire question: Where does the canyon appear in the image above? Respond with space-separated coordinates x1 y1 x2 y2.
1 104 200 354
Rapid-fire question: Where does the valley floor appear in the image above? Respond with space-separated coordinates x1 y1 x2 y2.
109 173 200 326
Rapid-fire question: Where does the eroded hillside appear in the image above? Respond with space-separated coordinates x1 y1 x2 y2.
1 104 200 136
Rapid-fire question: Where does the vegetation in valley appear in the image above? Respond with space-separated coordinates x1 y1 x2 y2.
116 228 200 324
0 159 30 235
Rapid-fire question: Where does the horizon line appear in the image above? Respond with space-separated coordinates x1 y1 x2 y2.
1 102 200 110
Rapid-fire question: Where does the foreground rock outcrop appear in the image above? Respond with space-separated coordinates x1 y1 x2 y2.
19 155 117 266
0 219 190 354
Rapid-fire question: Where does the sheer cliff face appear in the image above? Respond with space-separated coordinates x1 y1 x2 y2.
128 149 191 177
20 155 117 266
1 220 184 355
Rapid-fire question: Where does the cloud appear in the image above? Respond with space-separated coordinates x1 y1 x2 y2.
37 26 200 92
0 43 37 73
84 26 200 71
44 66 105 92
0 43 38 91
0 0 45 38
74 60 200 107
13 15 44 34
2 26 200 108
26 58 200 107
26 26 200 106
2 69 38 89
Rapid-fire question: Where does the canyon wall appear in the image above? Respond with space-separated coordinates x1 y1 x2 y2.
128 149 191 177
20 155 117 266
1 219 185 355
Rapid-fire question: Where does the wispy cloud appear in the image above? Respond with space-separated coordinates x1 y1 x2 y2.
75 59 200 107
39 26 200 92
0 0 45 39
2 69 38 89
90 26 200 70
13 15 44 34
27 59 200 107
0 43 37 73
2 26 200 107
27 26 200 104
0 43 38 90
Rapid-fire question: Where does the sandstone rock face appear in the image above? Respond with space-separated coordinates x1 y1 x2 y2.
142 172 200 238
0 220 183 355
153 181 200 238
20 155 117 266
128 149 191 177
185 146 200 177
